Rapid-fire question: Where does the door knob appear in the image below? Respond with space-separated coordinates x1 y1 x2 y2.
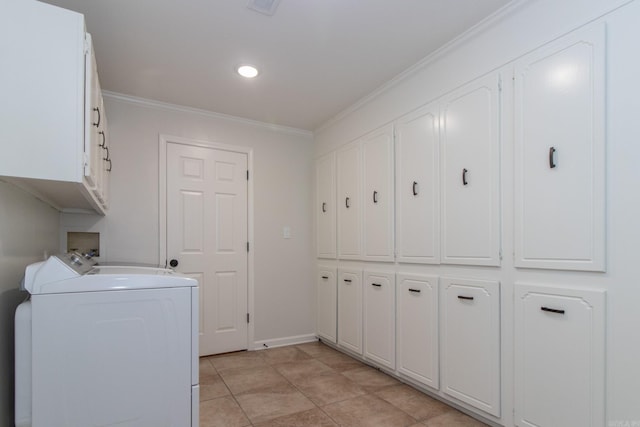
169 259 178 268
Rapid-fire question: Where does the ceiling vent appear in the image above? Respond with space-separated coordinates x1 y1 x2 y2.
246 0 281 16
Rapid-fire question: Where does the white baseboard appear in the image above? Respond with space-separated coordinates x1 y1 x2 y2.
252 333 318 350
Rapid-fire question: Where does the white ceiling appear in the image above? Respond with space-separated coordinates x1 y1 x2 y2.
40 0 511 131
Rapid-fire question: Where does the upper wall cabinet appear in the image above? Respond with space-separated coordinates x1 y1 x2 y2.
440 74 501 266
337 141 362 259
514 25 606 272
362 125 395 261
0 1 109 214
395 103 440 264
316 152 337 259
336 125 394 261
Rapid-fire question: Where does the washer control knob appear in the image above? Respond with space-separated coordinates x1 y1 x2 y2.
169 259 178 268
69 254 82 266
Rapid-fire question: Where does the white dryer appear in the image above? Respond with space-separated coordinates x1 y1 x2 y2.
15 253 199 427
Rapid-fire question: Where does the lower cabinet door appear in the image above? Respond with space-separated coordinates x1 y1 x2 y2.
316 265 337 344
396 273 439 389
515 284 605 427
337 268 363 354
363 270 395 369
440 277 501 417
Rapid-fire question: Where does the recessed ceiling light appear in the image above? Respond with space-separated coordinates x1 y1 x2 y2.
237 65 259 79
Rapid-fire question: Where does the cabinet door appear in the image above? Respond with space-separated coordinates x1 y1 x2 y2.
362 126 394 261
395 105 440 264
396 273 439 389
316 152 337 258
316 266 337 344
363 270 395 369
441 74 501 266
515 284 605 427
83 34 102 191
441 278 500 417
337 268 362 355
514 25 605 272
337 142 362 259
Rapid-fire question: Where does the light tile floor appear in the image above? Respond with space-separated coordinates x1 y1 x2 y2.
200 342 489 427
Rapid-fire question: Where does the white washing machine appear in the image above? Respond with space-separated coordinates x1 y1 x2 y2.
15 253 199 427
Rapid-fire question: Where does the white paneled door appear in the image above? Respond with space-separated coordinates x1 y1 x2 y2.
167 142 248 356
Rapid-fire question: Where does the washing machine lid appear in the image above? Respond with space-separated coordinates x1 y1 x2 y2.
24 255 197 294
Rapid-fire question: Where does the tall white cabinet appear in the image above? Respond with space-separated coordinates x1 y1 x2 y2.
395 104 440 264
515 284 605 426
337 268 363 355
316 152 337 259
514 25 606 272
337 142 362 259
362 126 395 262
396 273 439 389
316 266 337 344
441 278 501 417
363 270 395 369
440 74 501 266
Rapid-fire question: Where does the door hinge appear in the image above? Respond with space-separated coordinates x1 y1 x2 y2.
246 170 249 180
247 241 249 252
83 35 91 55
498 75 503 91
246 313 250 323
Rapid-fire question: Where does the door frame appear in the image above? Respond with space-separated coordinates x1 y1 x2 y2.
158 134 255 351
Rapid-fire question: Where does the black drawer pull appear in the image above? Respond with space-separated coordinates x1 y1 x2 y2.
343 279 352 283
373 191 378 204
408 288 421 293
549 146 557 169
93 107 101 127
99 130 106 147
462 168 468 186
321 276 329 279
345 197 350 209
541 306 565 314
412 181 418 196
458 295 474 301
371 283 382 287
322 202 327 213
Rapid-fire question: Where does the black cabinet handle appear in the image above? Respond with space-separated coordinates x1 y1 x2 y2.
343 278 352 283
462 168 468 186
458 295 474 301
106 158 112 172
412 181 418 196
322 202 327 213
321 275 329 279
549 147 557 169
93 107 101 127
408 288 421 293
345 197 350 209
99 131 106 147
541 306 565 314
169 259 178 268
373 191 378 204
371 283 382 287
103 146 110 161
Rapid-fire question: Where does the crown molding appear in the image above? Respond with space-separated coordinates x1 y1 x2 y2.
102 91 313 138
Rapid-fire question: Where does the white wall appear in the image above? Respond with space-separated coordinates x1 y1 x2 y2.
314 0 640 424
61 95 316 347
0 181 59 427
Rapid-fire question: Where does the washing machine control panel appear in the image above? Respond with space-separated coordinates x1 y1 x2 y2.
57 252 97 275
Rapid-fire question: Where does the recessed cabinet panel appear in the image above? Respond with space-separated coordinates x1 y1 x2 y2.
337 142 362 259
396 273 439 389
515 284 605 427
441 278 500 416
337 268 362 355
514 25 605 271
395 105 440 264
316 153 337 259
363 270 395 369
316 266 337 344
441 74 501 266
362 126 394 261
